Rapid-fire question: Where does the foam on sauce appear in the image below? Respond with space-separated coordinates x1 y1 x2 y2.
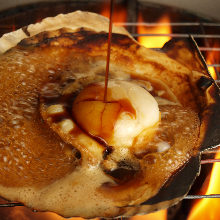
0 165 118 218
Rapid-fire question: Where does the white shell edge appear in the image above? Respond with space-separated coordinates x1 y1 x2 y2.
0 10 132 54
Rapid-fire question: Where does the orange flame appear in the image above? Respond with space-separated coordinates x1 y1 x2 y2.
130 209 167 220
43 213 85 220
188 151 220 220
137 14 171 48
4 207 166 220
207 65 217 80
207 62 217 80
206 44 219 80
44 210 167 220
100 2 127 24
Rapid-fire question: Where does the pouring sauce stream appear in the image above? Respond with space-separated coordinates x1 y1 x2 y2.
104 0 114 102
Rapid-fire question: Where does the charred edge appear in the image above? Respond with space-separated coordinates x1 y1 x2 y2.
18 29 68 48
19 28 135 50
197 76 213 90
112 34 135 50
200 94 220 151
64 29 135 50
22 26 30 37
142 155 201 205
103 160 140 184
162 37 207 73
162 37 186 52
162 37 199 56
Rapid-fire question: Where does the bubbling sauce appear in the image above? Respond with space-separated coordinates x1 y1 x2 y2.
39 76 199 187
0 41 200 218
0 49 82 188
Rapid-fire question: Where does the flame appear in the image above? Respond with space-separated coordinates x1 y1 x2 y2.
33 210 167 220
2 208 166 220
100 2 127 24
137 14 171 48
188 151 220 220
206 44 219 80
207 65 217 80
3 208 96 220
41 213 85 220
130 210 167 220
4 208 166 220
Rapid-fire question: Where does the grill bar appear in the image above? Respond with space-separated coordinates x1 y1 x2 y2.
0 202 24 207
201 159 220 164
132 33 220 38
3 22 220 28
185 194 220 199
200 22 220 79
202 148 220 154
199 48 220 52
115 22 220 27
207 64 220 67
1 194 220 208
143 48 220 52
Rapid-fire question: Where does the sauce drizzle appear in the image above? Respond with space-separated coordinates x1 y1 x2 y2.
104 0 114 102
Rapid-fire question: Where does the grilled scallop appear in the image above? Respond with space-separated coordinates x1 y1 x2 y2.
0 11 218 218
